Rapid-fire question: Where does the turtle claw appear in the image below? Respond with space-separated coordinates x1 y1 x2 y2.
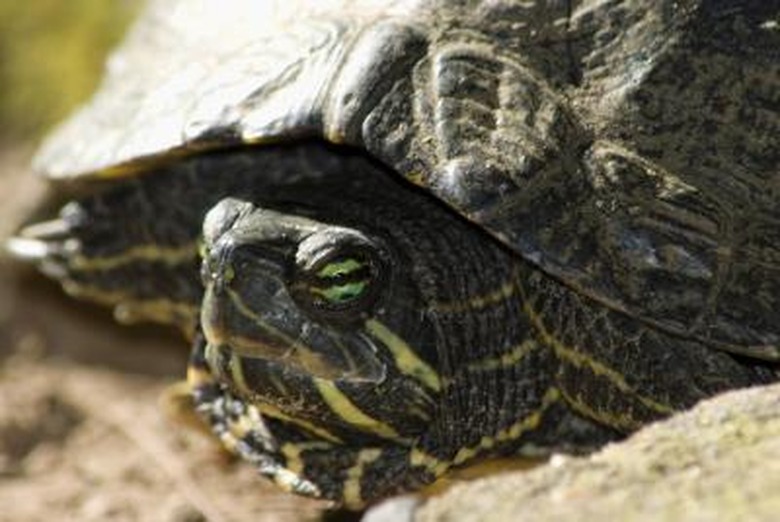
5 236 53 262
5 218 78 281
6 217 75 261
17 217 73 241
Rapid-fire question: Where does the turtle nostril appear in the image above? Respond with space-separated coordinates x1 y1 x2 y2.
200 251 219 286
201 232 242 286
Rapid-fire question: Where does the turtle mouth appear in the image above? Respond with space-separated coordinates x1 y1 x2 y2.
202 337 348 384
200 279 387 385
201 340 319 399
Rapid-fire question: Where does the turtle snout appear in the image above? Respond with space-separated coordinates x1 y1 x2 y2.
200 197 253 289
199 223 319 380
202 198 251 250
199 238 236 349
201 234 290 338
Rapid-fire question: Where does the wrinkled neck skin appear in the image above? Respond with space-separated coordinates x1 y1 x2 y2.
190 156 553 505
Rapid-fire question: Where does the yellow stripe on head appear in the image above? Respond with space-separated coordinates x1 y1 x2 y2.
255 402 343 444
314 379 401 440
365 319 441 392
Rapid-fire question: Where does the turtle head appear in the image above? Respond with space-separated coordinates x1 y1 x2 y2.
197 196 441 443
200 197 394 383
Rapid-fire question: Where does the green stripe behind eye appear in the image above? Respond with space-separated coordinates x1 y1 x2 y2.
311 281 368 303
317 258 364 278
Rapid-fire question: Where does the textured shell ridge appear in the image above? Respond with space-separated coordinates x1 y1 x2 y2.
33 0 428 179
31 0 780 359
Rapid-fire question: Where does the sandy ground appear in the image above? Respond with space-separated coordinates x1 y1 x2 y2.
0 145 339 522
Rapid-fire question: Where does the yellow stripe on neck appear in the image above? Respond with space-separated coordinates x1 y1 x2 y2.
342 448 384 509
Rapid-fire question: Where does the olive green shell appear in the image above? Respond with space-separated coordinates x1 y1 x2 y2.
36 0 780 362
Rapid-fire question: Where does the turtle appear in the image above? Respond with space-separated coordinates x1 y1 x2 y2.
8 0 780 510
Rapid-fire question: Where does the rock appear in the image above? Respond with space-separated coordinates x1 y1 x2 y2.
416 383 780 522
363 496 419 522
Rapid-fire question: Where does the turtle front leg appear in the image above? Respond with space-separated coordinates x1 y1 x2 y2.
7 183 206 334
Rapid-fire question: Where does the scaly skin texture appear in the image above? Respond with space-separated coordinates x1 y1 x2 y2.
21 144 778 507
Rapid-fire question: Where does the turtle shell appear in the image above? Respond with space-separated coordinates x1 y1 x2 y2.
36 0 780 360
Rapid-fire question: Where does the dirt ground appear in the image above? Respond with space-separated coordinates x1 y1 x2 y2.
0 145 337 522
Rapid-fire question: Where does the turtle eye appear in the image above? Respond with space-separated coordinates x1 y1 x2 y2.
292 232 388 320
311 256 373 305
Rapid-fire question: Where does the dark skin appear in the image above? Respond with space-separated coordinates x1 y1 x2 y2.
14 143 779 507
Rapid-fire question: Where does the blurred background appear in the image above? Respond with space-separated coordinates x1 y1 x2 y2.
0 0 139 237
0 3 144 368
0 1 138 144
0 1 147 375
0 3 327 521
